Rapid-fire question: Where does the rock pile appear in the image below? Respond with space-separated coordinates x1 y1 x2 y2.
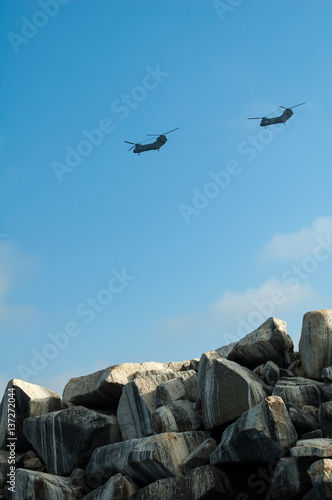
2 310 332 499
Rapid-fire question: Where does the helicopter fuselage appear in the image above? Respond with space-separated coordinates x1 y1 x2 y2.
133 134 167 154
260 108 293 127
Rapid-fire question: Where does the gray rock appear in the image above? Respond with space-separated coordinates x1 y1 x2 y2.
24 457 45 472
198 351 267 429
180 438 217 474
273 377 325 408
154 378 186 407
216 317 293 369
83 473 138 499
86 431 209 485
117 372 181 440
301 430 323 440
14 469 81 500
62 362 171 409
285 352 300 366
154 371 198 408
299 310 332 380
319 402 332 438
288 407 320 434
323 382 332 401
307 459 332 499
267 456 314 500
130 465 233 500
23 406 121 475
151 400 201 433
302 489 319 500
0 379 60 451
290 438 332 458
261 361 280 386
322 367 332 381
0 452 9 489
211 396 297 464
279 368 295 377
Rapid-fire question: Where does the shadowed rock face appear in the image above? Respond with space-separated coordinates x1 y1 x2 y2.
85 431 210 485
216 317 293 369
267 456 315 500
117 370 198 440
0 379 60 452
299 310 332 380
307 459 332 499
14 469 81 500
272 377 325 408
23 406 121 475
83 473 138 500
130 465 233 500
198 351 267 429
211 396 297 464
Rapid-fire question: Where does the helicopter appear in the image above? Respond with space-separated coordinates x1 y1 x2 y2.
124 128 179 155
248 103 305 128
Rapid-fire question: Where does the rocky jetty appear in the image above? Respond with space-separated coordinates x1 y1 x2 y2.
2 309 332 499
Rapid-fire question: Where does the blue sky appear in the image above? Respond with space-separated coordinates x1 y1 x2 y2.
1 0 332 396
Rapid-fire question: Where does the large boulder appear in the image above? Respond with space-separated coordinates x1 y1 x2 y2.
154 371 198 408
267 456 315 500
319 402 332 438
151 400 201 433
130 465 233 500
290 438 332 458
180 438 217 474
62 362 171 409
299 310 332 380
0 379 60 451
198 351 267 429
23 406 121 475
216 317 293 369
13 469 81 500
83 473 138 499
86 431 209 486
272 377 325 408
307 459 332 499
117 371 197 440
211 396 297 464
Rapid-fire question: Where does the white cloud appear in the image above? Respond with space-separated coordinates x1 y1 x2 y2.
258 216 332 260
0 240 36 327
155 277 318 349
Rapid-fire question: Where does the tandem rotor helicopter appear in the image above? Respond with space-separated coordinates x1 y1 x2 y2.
248 102 305 128
124 128 179 155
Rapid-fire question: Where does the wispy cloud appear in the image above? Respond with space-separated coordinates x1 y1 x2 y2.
156 278 317 341
258 216 332 261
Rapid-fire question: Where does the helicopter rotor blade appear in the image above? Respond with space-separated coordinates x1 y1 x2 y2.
124 141 136 145
164 127 180 135
280 102 305 109
289 102 306 109
147 127 180 136
247 117 263 120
